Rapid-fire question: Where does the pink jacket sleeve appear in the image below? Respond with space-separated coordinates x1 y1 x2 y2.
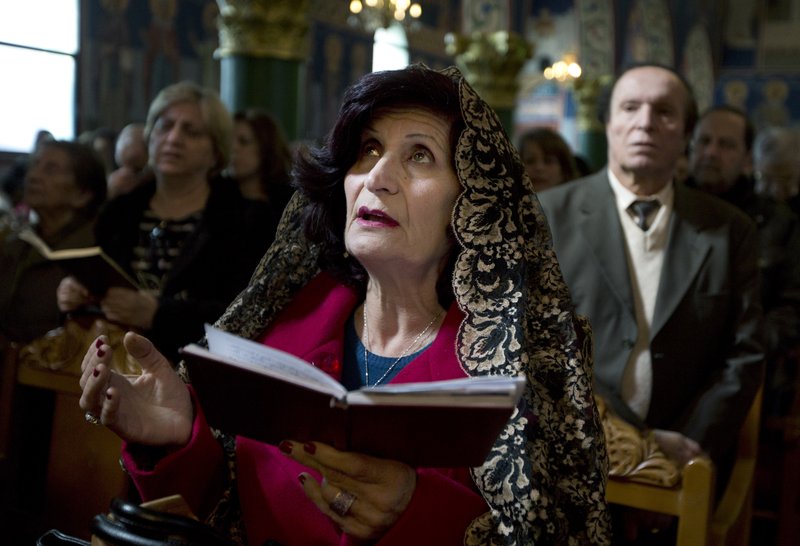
120 387 227 518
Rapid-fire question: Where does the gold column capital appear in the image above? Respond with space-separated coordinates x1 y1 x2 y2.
572 74 612 132
216 0 310 60
445 31 533 109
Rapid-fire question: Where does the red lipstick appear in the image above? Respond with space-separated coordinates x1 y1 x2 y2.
357 206 399 227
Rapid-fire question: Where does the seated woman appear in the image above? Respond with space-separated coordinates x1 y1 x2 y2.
0 139 107 343
753 125 800 215
0 140 107 529
227 108 295 249
58 82 273 362
228 109 294 205
77 65 610 544
517 127 580 191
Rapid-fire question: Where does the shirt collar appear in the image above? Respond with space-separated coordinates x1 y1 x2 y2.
607 169 675 210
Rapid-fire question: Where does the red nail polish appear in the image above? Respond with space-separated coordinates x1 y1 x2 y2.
97 349 106 357
106 393 112 400
297 474 306 485
95 339 103 349
278 441 293 454
303 442 316 455
92 368 99 377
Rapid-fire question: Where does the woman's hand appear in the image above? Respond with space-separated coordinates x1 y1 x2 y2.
79 331 193 447
652 429 705 466
101 288 159 330
57 275 93 312
281 441 417 541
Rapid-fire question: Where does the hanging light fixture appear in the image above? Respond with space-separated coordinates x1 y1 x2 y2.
348 0 422 32
543 54 582 83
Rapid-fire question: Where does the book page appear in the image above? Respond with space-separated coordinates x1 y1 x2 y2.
203 324 346 398
364 375 525 395
19 228 101 259
18 227 139 291
345 376 526 407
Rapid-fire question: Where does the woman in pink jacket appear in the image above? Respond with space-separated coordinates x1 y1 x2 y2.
78 65 610 545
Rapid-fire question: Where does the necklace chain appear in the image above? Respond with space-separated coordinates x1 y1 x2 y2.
362 306 443 387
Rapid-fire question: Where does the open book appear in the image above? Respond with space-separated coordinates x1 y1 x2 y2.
19 228 139 296
180 325 526 467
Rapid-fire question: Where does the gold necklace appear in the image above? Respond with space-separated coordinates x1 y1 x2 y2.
362 305 443 387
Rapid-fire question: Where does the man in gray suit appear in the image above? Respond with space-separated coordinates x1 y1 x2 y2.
537 64 764 538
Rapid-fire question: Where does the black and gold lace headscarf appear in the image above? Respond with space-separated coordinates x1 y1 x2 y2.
207 65 611 545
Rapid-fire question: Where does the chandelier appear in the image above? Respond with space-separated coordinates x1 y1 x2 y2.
348 0 422 32
543 54 582 83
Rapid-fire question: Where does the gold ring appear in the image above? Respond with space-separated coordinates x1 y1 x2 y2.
84 411 100 425
330 489 356 517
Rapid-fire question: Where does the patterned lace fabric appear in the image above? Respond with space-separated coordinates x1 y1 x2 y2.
193 65 611 545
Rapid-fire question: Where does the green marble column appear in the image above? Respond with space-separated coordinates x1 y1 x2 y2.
573 75 611 172
444 31 532 134
216 0 310 141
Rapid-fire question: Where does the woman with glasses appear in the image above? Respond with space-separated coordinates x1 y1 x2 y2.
57 82 272 362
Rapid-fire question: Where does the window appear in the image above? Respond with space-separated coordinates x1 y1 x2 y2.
0 1 78 152
372 23 409 72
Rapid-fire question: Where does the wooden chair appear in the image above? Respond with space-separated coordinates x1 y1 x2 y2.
753 347 800 546
4 316 140 539
600 388 763 546
0 335 16 465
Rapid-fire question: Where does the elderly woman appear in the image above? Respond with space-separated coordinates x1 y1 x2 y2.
0 139 107 342
753 125 800 213
58 82 273 362
78 66 610 545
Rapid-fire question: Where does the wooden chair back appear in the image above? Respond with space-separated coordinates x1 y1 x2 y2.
0 336 17 464
3 316 140 539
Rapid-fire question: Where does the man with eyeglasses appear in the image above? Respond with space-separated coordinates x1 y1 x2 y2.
688 105 800 419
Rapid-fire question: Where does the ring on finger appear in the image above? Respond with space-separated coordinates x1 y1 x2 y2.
330 489 356 517
84 411 100 425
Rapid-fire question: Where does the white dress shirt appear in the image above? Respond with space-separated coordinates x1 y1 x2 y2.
607 172 674 418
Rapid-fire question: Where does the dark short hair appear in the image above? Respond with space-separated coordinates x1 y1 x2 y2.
38 139 108 216
598 62 698 137
293 64 463 294
696 105 755 151
517 127 580 182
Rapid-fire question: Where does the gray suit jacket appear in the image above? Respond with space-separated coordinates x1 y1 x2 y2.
538 170 764 463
